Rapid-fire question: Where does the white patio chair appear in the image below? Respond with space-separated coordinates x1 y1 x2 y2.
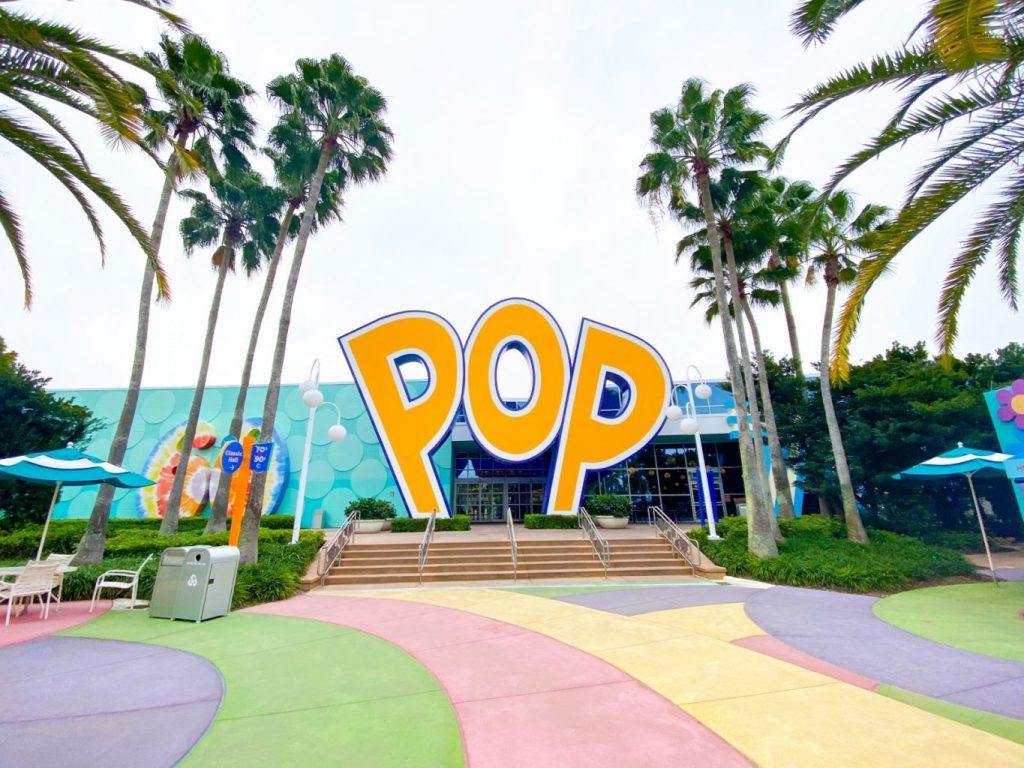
90 553 153 613
1 561 60 626
45 553 75 612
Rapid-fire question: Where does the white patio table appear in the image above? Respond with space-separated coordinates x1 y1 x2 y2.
0 564 77 618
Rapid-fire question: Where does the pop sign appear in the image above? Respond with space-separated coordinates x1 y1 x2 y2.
340 298 672 518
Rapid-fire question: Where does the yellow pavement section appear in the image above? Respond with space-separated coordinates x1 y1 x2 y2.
321 587 1024 768
638 602 766 642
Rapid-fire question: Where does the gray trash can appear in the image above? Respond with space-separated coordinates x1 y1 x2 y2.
149 545 240 623
149 546 191 619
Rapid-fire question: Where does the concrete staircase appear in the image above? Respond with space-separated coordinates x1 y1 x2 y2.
322 536 717 587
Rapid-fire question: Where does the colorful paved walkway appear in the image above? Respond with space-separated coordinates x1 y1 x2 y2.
0 635 220 767
874 582 1024 663
0 583 1021 766
745 584 1024 719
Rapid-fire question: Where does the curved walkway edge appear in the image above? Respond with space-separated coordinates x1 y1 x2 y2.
744 585 1024 720
248 593 752 768
0 636 221 768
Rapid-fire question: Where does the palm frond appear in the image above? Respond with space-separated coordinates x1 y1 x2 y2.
0 186 29 306
929 0 1007 69
790 0 868 45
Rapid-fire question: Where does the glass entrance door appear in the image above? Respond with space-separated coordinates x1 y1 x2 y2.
454 481 546 523
687 468 725 523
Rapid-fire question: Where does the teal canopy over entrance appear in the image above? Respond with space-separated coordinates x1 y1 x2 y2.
893 443 1012 585
0 445 153 559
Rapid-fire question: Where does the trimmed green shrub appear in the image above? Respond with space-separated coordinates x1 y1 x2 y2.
345 498 396 520
922 530 984 552
390 514 471 533
0 516 298 559
256 515 296 530
585 493 631 517
688 515 975 593
50 530 324 609
524 514 580 529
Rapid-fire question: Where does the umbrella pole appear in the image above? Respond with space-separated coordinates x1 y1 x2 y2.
36 481 61 561
966 473 998 587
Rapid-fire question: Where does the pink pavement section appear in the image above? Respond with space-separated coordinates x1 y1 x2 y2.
249 594 753 768
0 600 108 648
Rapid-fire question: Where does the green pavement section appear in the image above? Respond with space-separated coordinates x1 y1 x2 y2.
62 611 464 768
873 582 1024 663
876 684 1024 745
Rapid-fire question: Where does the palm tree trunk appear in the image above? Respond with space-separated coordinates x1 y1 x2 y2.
741 298 796 520
723 239 780 541
696 172 776 558
76 156 177 564
819 495 835 518
820 262 868 544
161 238 234 535
206 204 296 534
771 245 804 378
240 140 335 564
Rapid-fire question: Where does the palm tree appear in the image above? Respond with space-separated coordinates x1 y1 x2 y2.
678 181 798 525
76 34 255 563
161 168 283 534
786 0 1024 377
205 117 345 534
0 2 189 306
638 79 777 558
673 169 794 526
749 176 817 378
804 190 890 543
238 55 393 563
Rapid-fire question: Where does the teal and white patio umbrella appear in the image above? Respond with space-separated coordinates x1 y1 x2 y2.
0 445 153 559
893 443 1012 585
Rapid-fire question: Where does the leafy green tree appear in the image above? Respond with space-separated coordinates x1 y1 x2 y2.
767 342 1023 539
160 168 283 534
804 190 890 543
78 34 256 563
0 338 98 528
637 79 778 557
0 1 189 305
205 117 346 534
240 55 393 564
786 0 1024 376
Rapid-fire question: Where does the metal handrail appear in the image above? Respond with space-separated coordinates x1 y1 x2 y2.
417 511 437 584
578 506 609 576
318 509 360 586
506 507 518 582
647 506 700 576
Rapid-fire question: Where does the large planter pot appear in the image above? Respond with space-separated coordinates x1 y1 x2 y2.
355 520 385 534
595 515 629 529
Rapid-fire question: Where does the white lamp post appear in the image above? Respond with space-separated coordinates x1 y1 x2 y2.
292 359 347 544
666 365 720 540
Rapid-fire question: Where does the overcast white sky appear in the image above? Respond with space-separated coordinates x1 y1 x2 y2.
1 0 1019 396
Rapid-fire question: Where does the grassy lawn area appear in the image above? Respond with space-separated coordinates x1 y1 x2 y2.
873 582 1024 663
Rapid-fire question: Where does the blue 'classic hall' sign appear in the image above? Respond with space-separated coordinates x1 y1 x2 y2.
221 441 244 475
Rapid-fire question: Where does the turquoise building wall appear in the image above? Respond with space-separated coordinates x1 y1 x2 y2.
52 382 452 527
